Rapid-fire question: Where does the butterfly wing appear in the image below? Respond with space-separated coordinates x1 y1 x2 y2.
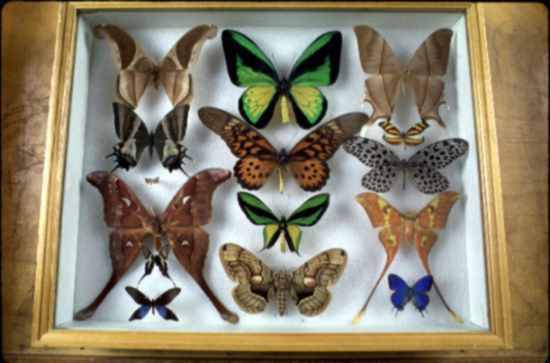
198 107 279 190
109 103 150 171
153 104 190 173
353 25 403 75
125 286 152 321
219 243 274 314
414 192 462 322
406 29 452 127
388 274 410 311
222 30 280 128
159 24 217 106
287 31 342 129
94 25 157 108
287 193 330 226
153 287 181 321
159 169 239 324
291 248 347 316
411 275 433 313
353 193 404 323
75 172 155 321
364 75 401 125
237 192 282 250
288 113 369 191
408 138 468 194
343 137 400 192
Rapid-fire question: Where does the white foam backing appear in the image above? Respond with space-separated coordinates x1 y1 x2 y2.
55 9 489 333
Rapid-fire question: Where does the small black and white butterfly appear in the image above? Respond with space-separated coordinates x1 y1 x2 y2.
138 246 176 287
125 286 181 321
107 102 192 174
343 136 468 193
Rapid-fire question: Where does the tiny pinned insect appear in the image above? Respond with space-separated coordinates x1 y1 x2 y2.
138 246 176 287
125 286 180 321
145 177 160 185
388 274 433 316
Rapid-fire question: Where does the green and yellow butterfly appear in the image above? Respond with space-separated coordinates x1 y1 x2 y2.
222 30 342 129
237 192 330 254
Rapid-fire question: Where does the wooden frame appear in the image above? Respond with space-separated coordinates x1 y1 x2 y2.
31 1 513 352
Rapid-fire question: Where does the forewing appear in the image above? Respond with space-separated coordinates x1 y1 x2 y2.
221 30 279 86
219 243 274 313
154 287 181 306
160 168 231 227
94 24 157 108
388 274 410 310
353 25 402 75
288 85 327 129
292 248 347 316
153 104 189 170
415 191 460 230
238 85 279 129
159 24 217 106
289 31 342 86
237 192 279 225
287 193 330 226
125 286 151 305
363 75 401 124
407 29 453 77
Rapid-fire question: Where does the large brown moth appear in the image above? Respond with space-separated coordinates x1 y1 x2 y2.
74 169 239 324
219 243 347 316
94 24 217 108
354 26 452 145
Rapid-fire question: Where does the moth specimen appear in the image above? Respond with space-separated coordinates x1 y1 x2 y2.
137 246 175 287
108 102 192 173
126 286 180 321
222 30 342 129
354 26 453 145
95 24 217 107
220 243 347 316
237 192 329 254
74 169 239 324
343 136 468 194
352 192 462 324
199 107 368 192
388 274 433 315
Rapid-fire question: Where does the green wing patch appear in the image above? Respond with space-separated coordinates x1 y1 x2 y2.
237 192 279 225
287 193 330 226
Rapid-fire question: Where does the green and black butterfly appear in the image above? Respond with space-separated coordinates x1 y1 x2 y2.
222 30 342 129
237 192 330 254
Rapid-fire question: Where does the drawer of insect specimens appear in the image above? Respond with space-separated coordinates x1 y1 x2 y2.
54 9 488 334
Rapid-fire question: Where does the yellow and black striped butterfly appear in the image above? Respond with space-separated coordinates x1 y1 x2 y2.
222 30 342 129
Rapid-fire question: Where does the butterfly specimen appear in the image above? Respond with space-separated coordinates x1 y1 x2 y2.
222 30 342 129
237 192 329 254
95 24 217 107
343 136 468 194
74 169 239 324
107 102 192 173
137 246 175 287
352 192 462 324
354 26 453 145
125 286 180 321
199 107 368 192
388 274 433 315
220 243 347 316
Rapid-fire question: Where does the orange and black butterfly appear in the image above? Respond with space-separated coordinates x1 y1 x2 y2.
198 107 369 192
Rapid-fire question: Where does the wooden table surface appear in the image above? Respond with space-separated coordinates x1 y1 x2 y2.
1 2 548 362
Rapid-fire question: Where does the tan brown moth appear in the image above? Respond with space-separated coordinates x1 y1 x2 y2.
219 243 347 316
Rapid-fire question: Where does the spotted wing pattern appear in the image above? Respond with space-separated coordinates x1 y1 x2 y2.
407 138 469 194
343 136 400 192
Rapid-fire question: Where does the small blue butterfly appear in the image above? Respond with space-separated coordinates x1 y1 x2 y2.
388 274 433 316
125 286 180 321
